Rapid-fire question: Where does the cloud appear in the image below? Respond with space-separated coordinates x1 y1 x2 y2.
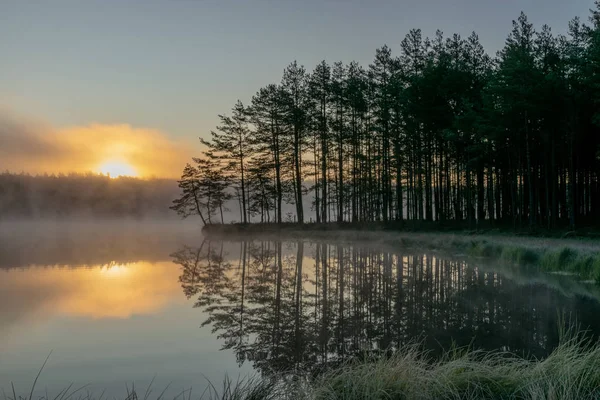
0 107 192 178
0 108 66 159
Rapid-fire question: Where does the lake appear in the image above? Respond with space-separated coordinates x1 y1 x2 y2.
2 221 600 398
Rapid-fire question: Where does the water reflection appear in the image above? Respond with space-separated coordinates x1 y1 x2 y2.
173 239 600 376
0 233 249 397
2 226 600 395
0 262 184 337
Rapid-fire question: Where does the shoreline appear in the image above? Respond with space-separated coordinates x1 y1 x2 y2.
201 221 600 238
202 223 600 284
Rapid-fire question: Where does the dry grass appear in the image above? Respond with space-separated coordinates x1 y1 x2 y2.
310 329 600 400
6 326 600 400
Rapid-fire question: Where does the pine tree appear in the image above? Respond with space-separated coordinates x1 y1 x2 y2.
171 163 208 224
308 61 331 223
201 101 252 223
250 84 287 223
281 61 309 224
171 157 231 224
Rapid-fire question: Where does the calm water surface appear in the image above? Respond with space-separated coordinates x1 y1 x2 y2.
2 221 600 397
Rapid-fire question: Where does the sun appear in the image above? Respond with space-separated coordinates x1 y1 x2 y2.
98 160 137 178
98 264 130 278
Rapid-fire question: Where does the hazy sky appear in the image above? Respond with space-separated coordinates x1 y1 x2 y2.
0 0 594 176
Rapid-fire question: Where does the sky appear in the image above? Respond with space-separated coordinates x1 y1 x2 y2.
0 0 595 178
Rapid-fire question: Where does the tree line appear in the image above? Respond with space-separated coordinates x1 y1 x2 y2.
0 172 178 218
173 8 600 229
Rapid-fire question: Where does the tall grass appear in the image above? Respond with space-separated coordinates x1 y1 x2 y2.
7 328 600 400
311 329 600 400
2 375 290 400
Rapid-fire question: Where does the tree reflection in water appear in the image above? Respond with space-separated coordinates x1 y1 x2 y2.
171 239 600 376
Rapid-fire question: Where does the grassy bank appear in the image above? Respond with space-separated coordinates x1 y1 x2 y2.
465 239 600 283
202 223 600 284
308 331 600 400
9 330 600 400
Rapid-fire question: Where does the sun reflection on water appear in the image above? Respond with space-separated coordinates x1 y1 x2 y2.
0 262 183 321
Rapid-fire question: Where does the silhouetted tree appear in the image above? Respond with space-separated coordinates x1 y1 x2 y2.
201 101 253 223
172 156 231 224
171 163 208 224
281 61 309 224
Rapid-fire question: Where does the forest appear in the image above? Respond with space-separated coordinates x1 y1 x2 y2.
0 172 178 218
173 8 600 230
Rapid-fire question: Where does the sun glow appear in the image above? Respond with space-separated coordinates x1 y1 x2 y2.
98 160 137 178
99 264 130 278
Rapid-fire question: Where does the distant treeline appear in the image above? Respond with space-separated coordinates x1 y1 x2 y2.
0 220 199 268
174 9 600 230
0 172 179 218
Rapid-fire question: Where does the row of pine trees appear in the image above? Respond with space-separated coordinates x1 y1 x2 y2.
173 9 600 229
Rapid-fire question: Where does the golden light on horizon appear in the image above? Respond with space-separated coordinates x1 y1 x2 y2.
97 160 138 178
1 109 194 179
99 264 130 277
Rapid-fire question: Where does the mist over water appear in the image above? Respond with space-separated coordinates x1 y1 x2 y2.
0 173 182 220
1 221 600 397
0 219 201 268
